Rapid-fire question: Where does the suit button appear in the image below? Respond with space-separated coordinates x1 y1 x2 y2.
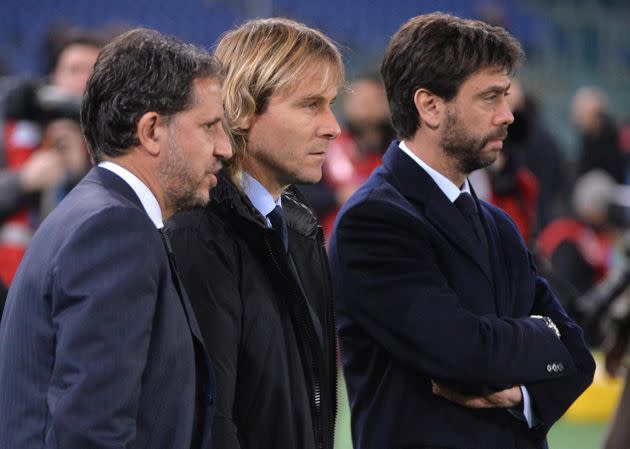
207 393 214 405
557 363 564 372
547 364 553 373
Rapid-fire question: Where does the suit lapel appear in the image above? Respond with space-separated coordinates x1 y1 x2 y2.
383 144 494 285
479 204 511 316
88 166 144 208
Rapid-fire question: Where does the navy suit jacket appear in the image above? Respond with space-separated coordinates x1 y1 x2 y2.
329 142 595 449
0 167 215 449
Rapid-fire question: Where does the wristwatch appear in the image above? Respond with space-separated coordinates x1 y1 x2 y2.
531 315 561 339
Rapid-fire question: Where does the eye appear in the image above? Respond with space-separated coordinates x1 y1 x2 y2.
204 120 221 131
484 93 498 102
305 102 318 111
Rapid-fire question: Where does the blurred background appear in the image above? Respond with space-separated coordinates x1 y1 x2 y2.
0 1 629 448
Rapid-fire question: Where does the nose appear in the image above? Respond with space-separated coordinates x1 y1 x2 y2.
495 97 515 126
318 107 341 140
215 123 233 160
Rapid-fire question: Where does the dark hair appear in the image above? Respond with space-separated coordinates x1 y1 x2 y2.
381 12 524 139
44 25 107 74
81 28 222 162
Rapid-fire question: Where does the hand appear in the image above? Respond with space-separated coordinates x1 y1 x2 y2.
45 119 89 180
431 380 523 409
19 149 66 193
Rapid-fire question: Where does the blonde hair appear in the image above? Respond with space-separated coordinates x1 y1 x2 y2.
215 17 344 178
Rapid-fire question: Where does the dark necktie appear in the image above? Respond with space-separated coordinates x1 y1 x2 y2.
454 192 488 252
267 205 289 252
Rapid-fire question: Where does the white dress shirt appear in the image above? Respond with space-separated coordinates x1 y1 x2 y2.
242 171 282 227
98 161 164 229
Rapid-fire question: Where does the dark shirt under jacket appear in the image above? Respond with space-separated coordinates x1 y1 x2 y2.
166 171 337 449
329 141 595 449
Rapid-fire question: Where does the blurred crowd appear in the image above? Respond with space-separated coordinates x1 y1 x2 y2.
0 19 629 446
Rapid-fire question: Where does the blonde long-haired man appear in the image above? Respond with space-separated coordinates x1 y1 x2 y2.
166 18 344 449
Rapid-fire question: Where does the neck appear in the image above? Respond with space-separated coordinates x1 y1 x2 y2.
404 135 467 188
242 159 286 202
102 153 170 219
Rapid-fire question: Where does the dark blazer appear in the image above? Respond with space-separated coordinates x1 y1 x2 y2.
0 167 215 449
328 141 595 449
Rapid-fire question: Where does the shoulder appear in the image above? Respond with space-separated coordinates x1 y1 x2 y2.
480 199 530 250
166 205 234 245
165 205 243 272
64 203 162 258
336 168 419 229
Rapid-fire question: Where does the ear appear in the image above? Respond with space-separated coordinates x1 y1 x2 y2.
413 88 443 130
136 111 167 156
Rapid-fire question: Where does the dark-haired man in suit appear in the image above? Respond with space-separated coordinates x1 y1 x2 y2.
0 28 231 449
329 13 595 449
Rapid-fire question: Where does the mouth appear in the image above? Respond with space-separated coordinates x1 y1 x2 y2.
309 149 328 157
486 131 508 148
206 164 223 187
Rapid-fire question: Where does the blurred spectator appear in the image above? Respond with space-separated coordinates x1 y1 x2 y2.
0 277 6 319
601 279 630 449
585 228 630 449
620 118 630 184
571 86 628 184
0 27 105 286
537 170 617 297
301 72 394 237
470 80 540 243
518 89 571 233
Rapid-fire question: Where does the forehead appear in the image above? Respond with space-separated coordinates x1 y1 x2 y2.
275 60 341 101
457 66 511 95
57 44 100 66
188 77 223 110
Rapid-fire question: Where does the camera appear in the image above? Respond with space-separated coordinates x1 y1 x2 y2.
573 189 630 346
3 79 81 125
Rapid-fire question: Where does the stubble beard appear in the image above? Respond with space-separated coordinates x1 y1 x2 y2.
159 135 209 214
441 109 507 176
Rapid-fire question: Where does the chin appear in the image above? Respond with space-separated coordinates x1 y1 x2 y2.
292 169 323 186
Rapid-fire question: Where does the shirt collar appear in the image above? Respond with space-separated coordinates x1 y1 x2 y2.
242 171 282 226
398 140 470 203
98 161 164 229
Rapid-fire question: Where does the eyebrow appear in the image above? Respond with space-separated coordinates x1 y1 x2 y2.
299 94 337 104
478 83 511 97
205 117 223 126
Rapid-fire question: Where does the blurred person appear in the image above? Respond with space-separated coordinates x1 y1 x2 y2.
474 79 540 243
166 18 342 449
0 277 6 318
314 72 394 236
473 79 572 242
512 82 570 233
601 284 630 449
571 86 628 184
329 13 595 449
0 28 231 449
0 28 104 286
300 72 393 234
537 170 617 297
